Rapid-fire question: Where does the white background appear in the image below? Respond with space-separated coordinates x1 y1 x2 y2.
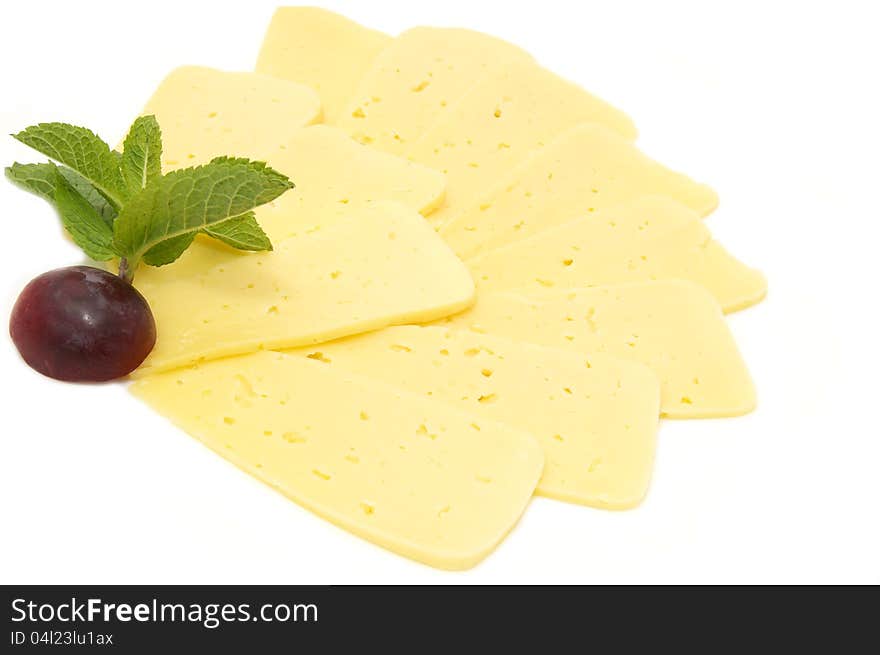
1 0 878 584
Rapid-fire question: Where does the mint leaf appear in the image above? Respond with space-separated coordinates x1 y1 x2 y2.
58 168 118 225
5 162 117 225
112 159 290 271
209 156 293 188
121 116 162 195
13 123 126 209
204 212 273 251
142 232 196 266
5 162 56 199
53 168 115 261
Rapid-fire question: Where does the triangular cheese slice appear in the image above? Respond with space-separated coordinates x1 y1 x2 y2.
132 352 543 570
469 196 766 312
140 66 320 167
134 202 475 375
435 281 756 418
336 27 532 154
255 7 390 123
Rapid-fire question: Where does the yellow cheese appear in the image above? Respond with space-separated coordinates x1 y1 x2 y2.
287 326 660 509
134 202 475 375
406 60 637 225
436 281 755 418
141 66 321 167
129 125 446 286
131 352 543 570
336 27 532 155
441 123 719 258
255 7 390 123
258 125 446 240
469 196 767 313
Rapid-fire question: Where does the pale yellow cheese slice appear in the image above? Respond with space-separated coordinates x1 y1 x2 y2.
406 60 637 225
134 202 475 375
131 352 543 570
258 125 446 240
435 281 756 418
336 27 532 155
469 196 767 313
441 123 719 258
129 125 446 286
255 7 390 123
287 326 660 509
140 66 321 167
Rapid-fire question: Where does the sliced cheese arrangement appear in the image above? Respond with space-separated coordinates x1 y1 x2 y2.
441 123 719 259
468 196 767 313
132 352 544 570
286 326 660 508
140 66 321 166
336 27 532 154
134 202 475 375
435 281 756 418
255 7 391 123
109 8 767 569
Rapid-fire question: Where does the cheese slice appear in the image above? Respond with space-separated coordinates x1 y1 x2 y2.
257 125 446 239
131 352 543 570
436 281 755 418
336 27 532 155
140 66 321 167
129 125 446 286
469 196 767 313
406 60 637 225
255 7 390 123
441 124 719 258
134 202 475 375
287 326 660 509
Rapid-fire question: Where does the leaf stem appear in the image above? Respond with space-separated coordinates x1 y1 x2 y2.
118 257 135 284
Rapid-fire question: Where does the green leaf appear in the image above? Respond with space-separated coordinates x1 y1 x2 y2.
121 115 162 195
5 162 56 200
143 232 196 266
12 123 126 209
204 212 273 251
58 167 118 225
209 156 295 200
112 159 290 269
5 162 117 225
52 167 115 261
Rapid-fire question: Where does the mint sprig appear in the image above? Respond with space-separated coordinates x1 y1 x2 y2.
5 116 291 282
111 158 289 269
